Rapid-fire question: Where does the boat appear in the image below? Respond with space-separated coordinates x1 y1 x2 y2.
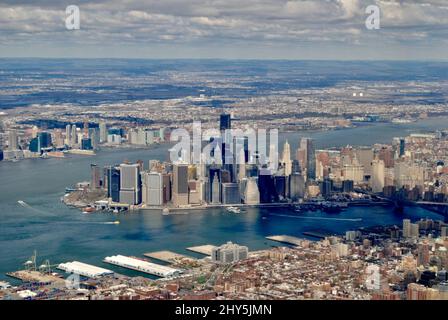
82 207 95 214
226 206 241 214
320 201 343 214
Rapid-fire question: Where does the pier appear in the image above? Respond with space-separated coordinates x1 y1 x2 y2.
144 251 196 264
266 235 304 246
186 245 217 256
103 255 182 278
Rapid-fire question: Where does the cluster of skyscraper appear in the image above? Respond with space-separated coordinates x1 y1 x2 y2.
93 114 318 208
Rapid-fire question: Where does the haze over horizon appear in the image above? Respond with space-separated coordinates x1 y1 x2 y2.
0 0 447 60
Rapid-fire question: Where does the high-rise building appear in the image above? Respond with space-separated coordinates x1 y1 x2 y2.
321 178 333 198
219 113 231 131
371 159 385 193
172 162 189 206
99 122 107 143
71 125 77 146
142 171 163 206
106 166 120 203
211 172 221 204
221 183 240 204
355 147 374 176
300 138 316 180
342 180 354 193
237 148 246 181
8 130 18 150
399 138 406 157
90 164 102 189
162 173 171 204
65 124 72 146
403 219 411 238
81 138 93 150
281 140 292 176
244 177 260 205
211 242 248 264
417 242 430 267
119 163 141 205
38 132 52 149
53 129 64 148
289 173 305 201
258 169 278 203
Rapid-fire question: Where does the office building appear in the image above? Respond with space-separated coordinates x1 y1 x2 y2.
281 140 292 176
172 162 189 206
222 183 240 204
219 113 231 131
8 130 18 150
142 171 163 206
299 138 316 180
106 166 120 203
99 122 107 143
119 163 141 205
211 242 248 264
244 177 260 205
90 164 102 189
371 159 385 193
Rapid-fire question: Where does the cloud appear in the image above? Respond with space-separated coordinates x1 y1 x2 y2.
0 0 446 59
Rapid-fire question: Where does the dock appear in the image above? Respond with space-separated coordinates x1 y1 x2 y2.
266 235 304 246
143 251 196 264
103 255 182 278
6 270 65 285
186 245 217 256
57 261 114 278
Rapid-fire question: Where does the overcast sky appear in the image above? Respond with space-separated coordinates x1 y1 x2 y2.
0 0 447 60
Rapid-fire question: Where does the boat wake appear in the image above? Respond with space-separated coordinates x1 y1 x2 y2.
269 213 362 222
17 200 50 214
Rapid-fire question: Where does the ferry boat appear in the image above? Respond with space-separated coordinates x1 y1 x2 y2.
226 206 241 214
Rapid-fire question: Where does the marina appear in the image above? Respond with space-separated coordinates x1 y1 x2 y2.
103 255 182 278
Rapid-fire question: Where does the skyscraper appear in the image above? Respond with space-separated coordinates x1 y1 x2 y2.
399 138 406 157
142 171 163 206
237 148 246 181
90 164 102 189
403 219 411 238
289 172 305 201
71 125 77 146
119 163 141 205
38 132 52 149
300 138 315 180
106 166 120 203
281 140 292 176
99 121 107 143
244 177 260 205
371 159 385 193
221 183 240 204
211 172 221 204
65 124 71 146
172 162 189 206
219 113 231 131
8 130 18 150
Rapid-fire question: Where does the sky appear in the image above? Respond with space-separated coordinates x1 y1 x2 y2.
0 0 447 60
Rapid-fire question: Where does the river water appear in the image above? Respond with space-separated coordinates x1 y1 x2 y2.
1 118 447 280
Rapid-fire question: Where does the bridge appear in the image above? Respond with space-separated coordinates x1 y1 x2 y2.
415 201 448 217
